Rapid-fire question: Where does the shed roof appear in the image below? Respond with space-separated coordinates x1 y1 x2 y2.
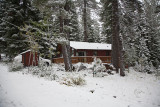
20 50 31 55
20 50 38 55
70 41 111 50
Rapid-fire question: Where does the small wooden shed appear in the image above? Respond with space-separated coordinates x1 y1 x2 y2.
20 50 39 66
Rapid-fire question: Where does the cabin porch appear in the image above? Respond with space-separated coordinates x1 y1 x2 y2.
52 56 111 64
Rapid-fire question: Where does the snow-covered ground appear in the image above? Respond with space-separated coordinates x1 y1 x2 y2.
0 63 160 107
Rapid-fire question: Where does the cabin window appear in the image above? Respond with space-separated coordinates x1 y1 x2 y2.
106 51 110 56
78 51 85 56
93 51 97 56
72 49 74 56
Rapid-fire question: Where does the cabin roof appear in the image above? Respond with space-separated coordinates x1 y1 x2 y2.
70 41 112 50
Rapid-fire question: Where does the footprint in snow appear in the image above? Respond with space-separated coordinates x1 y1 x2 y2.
113 96 116 98
90 90 95 93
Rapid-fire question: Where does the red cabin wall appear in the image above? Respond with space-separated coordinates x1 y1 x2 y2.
73 49 111 56
22 51 39 66
55 44 112 58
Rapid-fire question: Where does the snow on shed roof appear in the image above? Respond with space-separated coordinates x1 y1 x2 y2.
19 50 32 55
70 41 111 50
20 50 38 55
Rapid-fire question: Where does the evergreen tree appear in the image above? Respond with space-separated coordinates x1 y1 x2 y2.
0 0 41 59
29 18 56 59
87 12 96 42
100 0 112 43
67 1 80 41
119 0 144 66
143 0 160 67
119 0 159 72
47 0 73 71
0 0 7 53
75 0 100 42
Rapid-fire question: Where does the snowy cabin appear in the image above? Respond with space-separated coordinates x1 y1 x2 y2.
53 41 112 63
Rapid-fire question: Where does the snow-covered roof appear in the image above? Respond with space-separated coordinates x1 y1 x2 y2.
70 41 111 50
20 50 38 55
20 50 32 55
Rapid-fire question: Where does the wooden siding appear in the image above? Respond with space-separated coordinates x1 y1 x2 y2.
53 56 111 64
74 49 111 56
22 51 39 66
55 45 111 57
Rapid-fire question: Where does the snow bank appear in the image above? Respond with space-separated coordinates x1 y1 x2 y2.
13 55 22 63
0 63 160 107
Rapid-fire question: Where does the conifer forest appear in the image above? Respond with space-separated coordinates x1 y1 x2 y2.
0 0 160 107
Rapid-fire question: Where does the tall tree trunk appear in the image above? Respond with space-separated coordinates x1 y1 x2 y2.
83 0 88 42
64 1 72 71
112 0 125 76
59 5 72 71
118 36 125 76
112 0 119 73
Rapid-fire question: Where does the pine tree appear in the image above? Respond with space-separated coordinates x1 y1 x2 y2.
119 0 144 66
29 18 56 59
87 12 96 42
67 1 80 41
100 0 112 43
143 0 160 67
75 0 100 42
47 0 73 71
0 0 41 59
119 0 159 72
0 0 7 53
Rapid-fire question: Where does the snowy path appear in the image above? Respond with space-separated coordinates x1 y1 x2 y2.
0 63 160 107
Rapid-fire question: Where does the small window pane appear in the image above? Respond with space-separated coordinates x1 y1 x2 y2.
78 52 85 56
93 51 97 56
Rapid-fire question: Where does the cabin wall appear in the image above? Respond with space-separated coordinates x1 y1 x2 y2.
56 44 62 57
73 49 111 56
55 44 112 57
22 51 38 66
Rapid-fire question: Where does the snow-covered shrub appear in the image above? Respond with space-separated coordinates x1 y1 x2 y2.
50 74 59 81
71 75 86 85
9 54 23 72
25 61 53 78
31 68 40 75
9 61 23 72
148 61 156 74
39 57 51 66
155 65 160 79
60 73 86 86
92 58 106 77
134 61 156 74
76 63 87 72
24 65 60 81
